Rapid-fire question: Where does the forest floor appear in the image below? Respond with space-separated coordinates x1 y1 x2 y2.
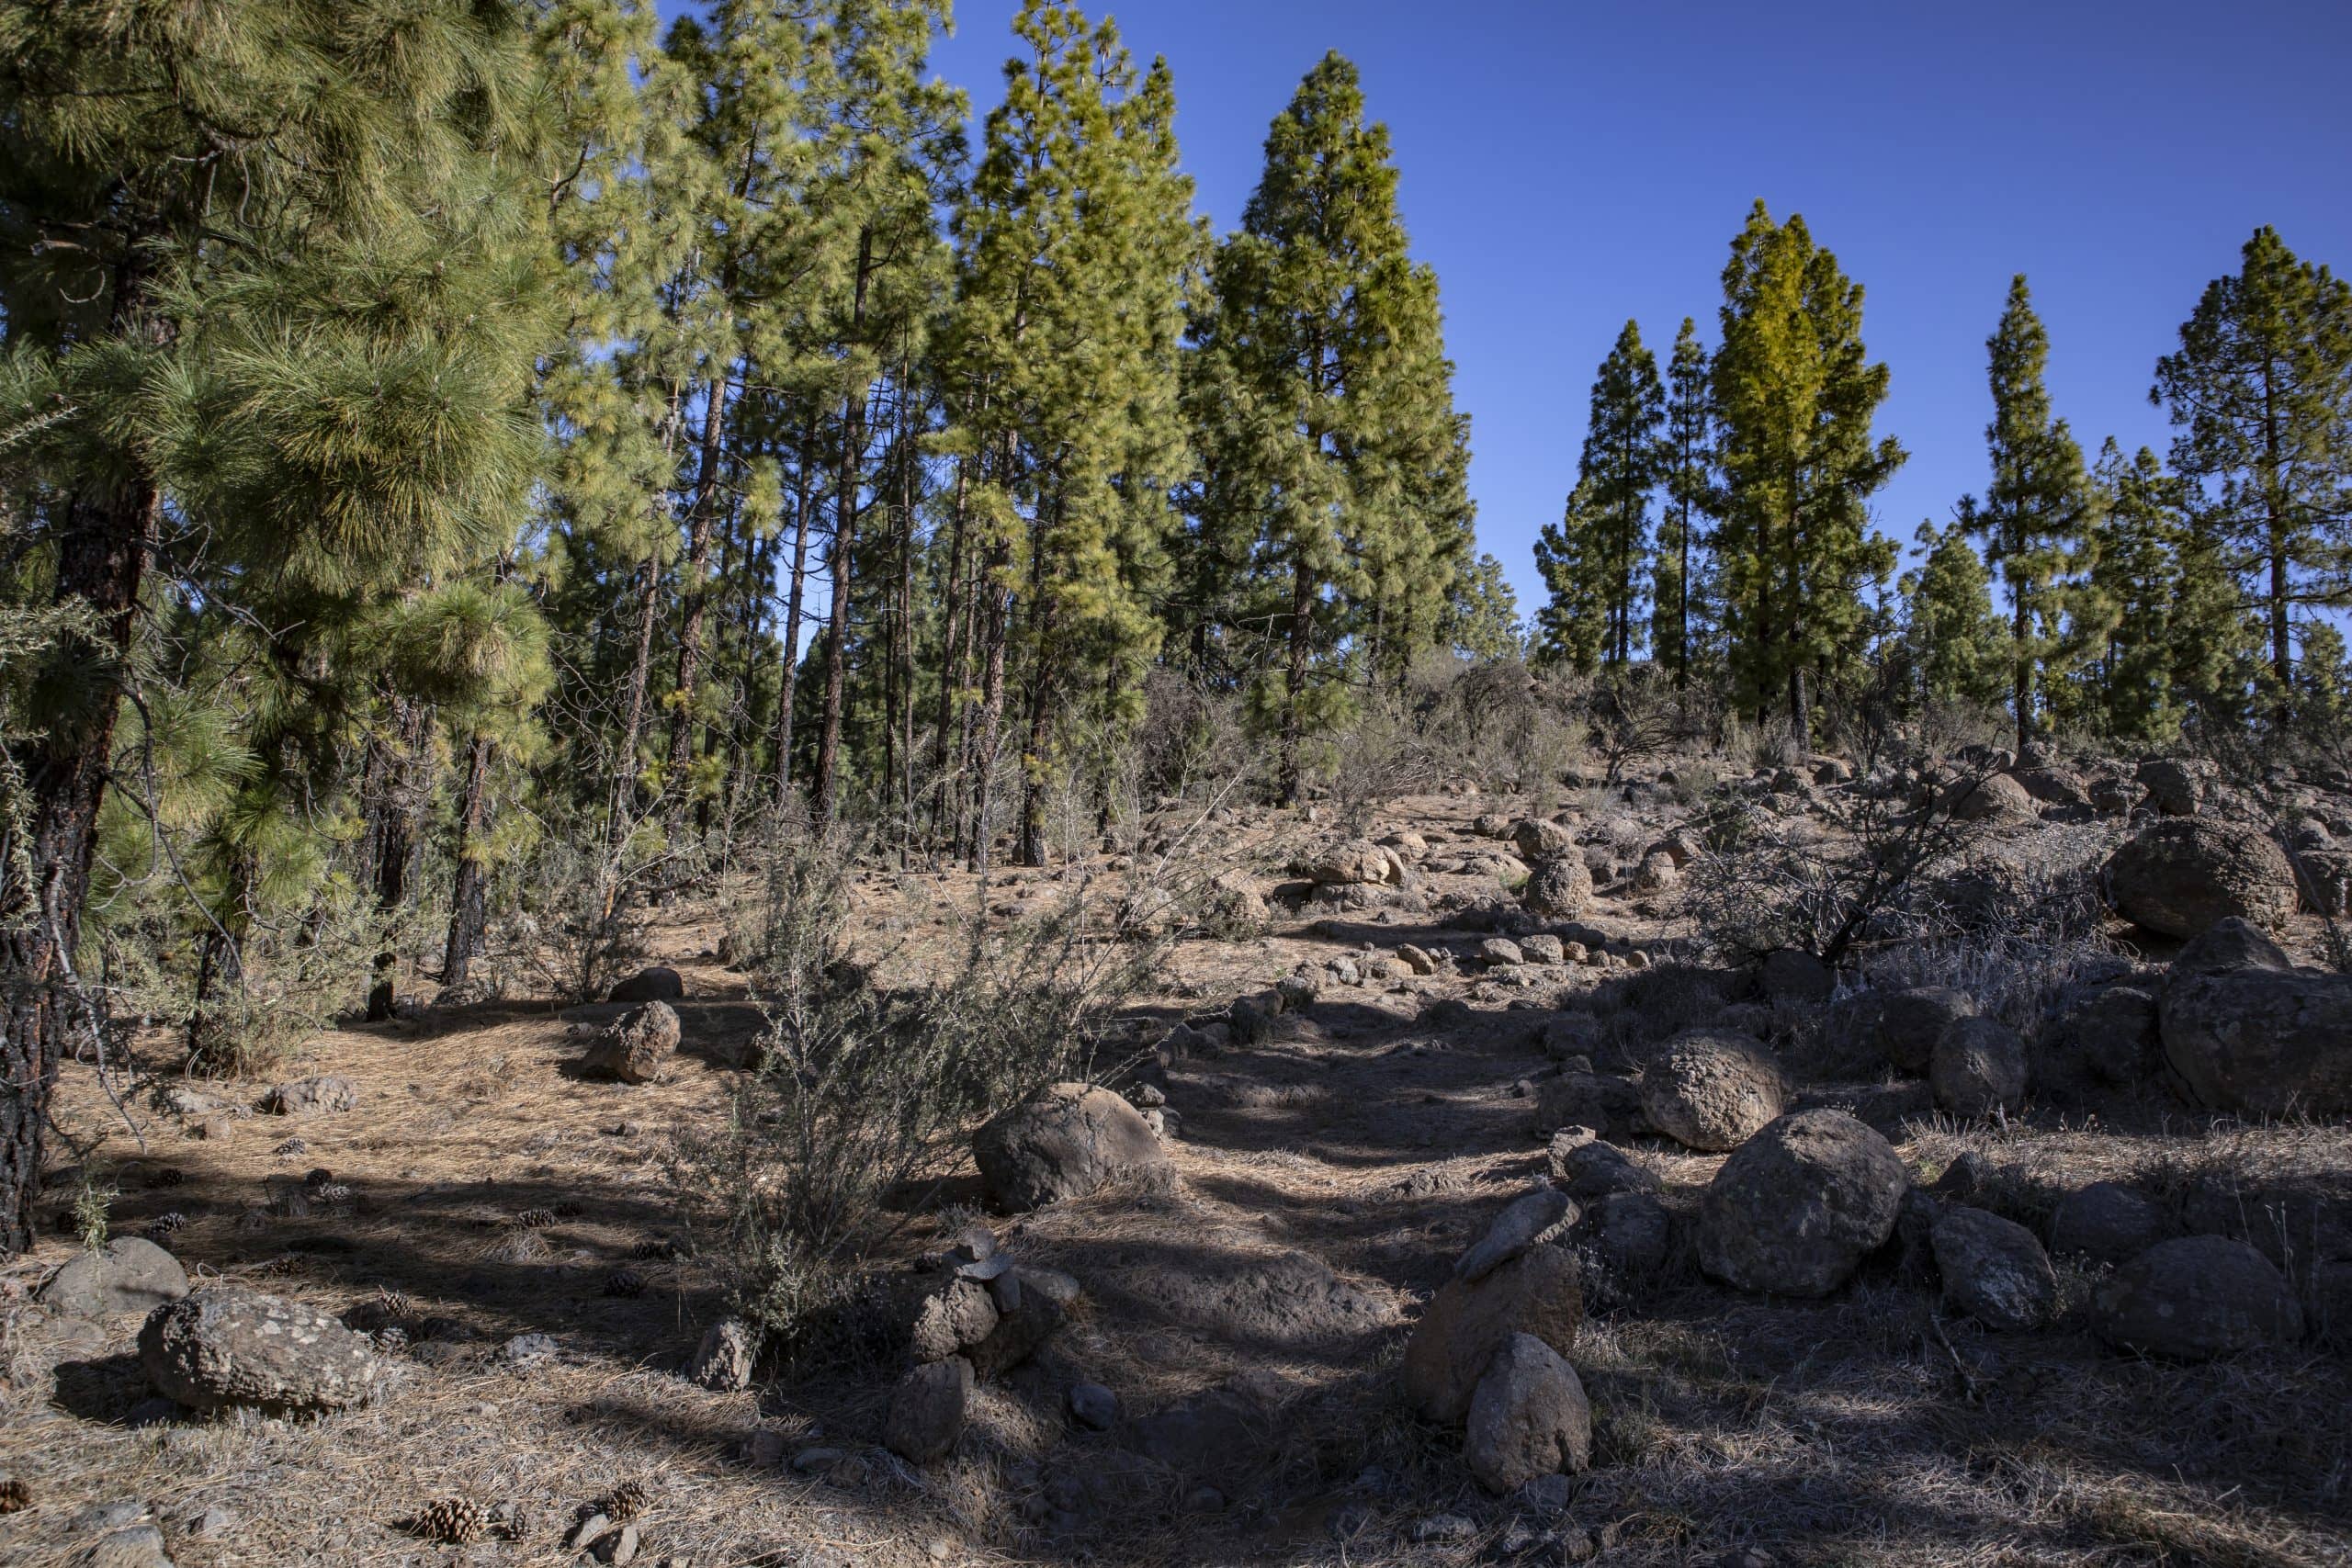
4 786 2351 1568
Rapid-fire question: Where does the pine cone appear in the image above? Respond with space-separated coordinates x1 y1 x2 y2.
515 1207 558 1229
597 1479 651 1524
312 1182 353 1206
412 1496 484 1545
603 1268 645 1299
149 1168 185 1189
628 1236 676 1261
0 1476 29 1513
303 1167 335 1188
145 1212 187 1237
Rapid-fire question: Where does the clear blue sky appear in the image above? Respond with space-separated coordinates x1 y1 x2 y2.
672 0 2352 614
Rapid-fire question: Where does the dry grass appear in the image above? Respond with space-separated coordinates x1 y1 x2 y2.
3 780 2348 1567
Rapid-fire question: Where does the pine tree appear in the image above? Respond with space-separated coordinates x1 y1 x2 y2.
1199 51 1471 801
0 0 551 1249
1534 483 1610 673
934 2 1194 866
1541 321 1662 669
1710 202 1905 748
1957 276 2091 750
1442 553 1524 660
1653 318 1713 689
1897 521 2009 713
2154 226 2352 715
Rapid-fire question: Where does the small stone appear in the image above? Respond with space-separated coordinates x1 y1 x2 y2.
499 1331 560 1367
1068 1381 1117 1431
565 1512 612 1551
1455 1185 1575 1283
1410 1513 1476 1544
744 1429 787 1468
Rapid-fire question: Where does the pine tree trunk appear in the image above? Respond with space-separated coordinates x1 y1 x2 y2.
440 733 494 990
929 442 978 852
812 230 876 827
186 850 254 1069
2013 582 2033 753
773 416 820 815
663 373 733 840
603 554 661 920
1280 556 1312 806
969 543 1014 876
365 698 432 1021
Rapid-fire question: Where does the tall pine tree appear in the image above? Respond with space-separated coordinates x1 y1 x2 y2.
1710 202 1904 747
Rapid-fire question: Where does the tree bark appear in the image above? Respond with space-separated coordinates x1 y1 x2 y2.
773 413 821 815
3 476 159 1252
1279 555 1312 806
440 732 494 990
662 369 734 840
812 228 876 827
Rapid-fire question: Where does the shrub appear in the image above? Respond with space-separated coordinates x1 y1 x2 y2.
687 829 1154 1359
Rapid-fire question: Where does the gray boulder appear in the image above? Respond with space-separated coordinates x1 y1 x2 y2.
2104 818 2297 939
1929 1017 2028 1118
1639 1031 1787 1152
1521 852 1595 919
2093 1236 2303 1359
2135 757 2212 817
1698 1111 1906 1296
1758 949 1834 1002
2050 1182 2168 1265
138 1286 384 1413
2066 985 2157 1086
1402 1244 1582 1423
1872 987 1978 1075
974 1081 1173 1212
883 1356 971 1464
39 1238 188 1320
1456 1185 1576 1283
2159 919 2352 1116
688 1317 757 1392
1931 1206 2055 1331
1463 1333 1592 1495
608 964 684 1004
582 1000 680 1085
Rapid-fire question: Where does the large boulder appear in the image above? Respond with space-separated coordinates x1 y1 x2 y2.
1520 852 1595 920
608 964 685 1004
138 1286 384 1413
1511 818 1576 861
883 1356 971 1464
1463 1333 1592 1495
1305 840 1404 886
581 1000 680 1085
39 1238 188 1320
1697 1111 1907 1297
2064 985 2158 1086
1872 987 1978 1075
2093 1236 2303 1360
1931 1206 2055 1331
2135 757 2212 817
1942 772 2037 823
1929 1017 2028 1118
2103 818 2297 939
2159 919 2352 1115
974 1082 1173 1212
2050 1182 2169 1265
1401 1244 1582 1424
1639 1031 1787 1153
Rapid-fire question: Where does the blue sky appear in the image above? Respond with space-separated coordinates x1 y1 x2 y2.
670 0 2352 614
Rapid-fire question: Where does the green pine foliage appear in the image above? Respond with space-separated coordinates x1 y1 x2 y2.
1710 203 1905 747
2154 226 2352 710
1537 321 1664 672
1958 275 2093 750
